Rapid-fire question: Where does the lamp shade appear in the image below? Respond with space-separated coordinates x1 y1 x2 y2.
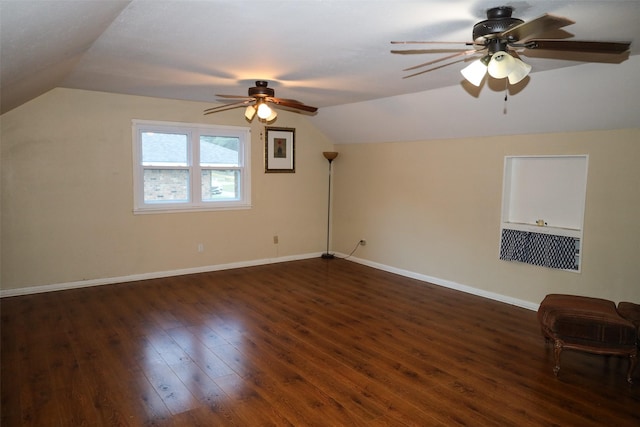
460 54 491 87
461 59 487 87
507 57 532 84
244 105 256 120
487 51 516 79
323 151 338 161
257 102 274 119
462 51 531 86
266 109 277 121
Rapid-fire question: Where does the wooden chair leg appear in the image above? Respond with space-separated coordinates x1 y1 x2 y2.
628 351 637 384
553 340 563 376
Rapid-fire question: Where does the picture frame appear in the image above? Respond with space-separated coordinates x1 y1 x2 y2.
265 127 295 173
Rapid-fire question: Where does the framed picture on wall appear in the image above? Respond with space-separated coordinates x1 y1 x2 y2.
265 127 295 173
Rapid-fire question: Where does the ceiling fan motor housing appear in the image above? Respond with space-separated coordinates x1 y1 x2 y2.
473 6 523 43
248 80 275 98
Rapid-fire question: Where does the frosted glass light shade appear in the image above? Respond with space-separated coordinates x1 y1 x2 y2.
244 105 257 120
460 58 488 87
487 51 516 79
461 51 531 86
265 109 277 121
257 102 274 119
507 58 532 84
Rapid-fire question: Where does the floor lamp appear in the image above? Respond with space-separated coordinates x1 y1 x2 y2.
321 152 338 259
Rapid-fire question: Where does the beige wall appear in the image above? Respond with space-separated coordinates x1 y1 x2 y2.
2 87 639 308
1 88 334 291
331 130 640 306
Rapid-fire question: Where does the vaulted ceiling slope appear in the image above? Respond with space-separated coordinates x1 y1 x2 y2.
1 1 638 143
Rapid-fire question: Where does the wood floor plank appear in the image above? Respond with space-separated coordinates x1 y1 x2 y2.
166 358 242 424
43 329 103 427
214 373 296 426
235 330 383 426
2 258 639 426
15 295 63 426
233 267 524 425
164 327 235 380
240 318 446 426
1 303 24 426
139 356 200 416
246 297 497 425
65 294 170 426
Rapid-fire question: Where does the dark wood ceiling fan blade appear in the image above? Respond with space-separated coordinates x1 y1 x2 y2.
392 48 474 55
203 100 252 115
403 49 481 72
274 97 304 104
391 40 475 45
523 39 631 54
501 14 574 42
268 98 318 113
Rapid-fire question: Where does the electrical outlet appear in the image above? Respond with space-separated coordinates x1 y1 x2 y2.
359 239 367 246
273 235 279 244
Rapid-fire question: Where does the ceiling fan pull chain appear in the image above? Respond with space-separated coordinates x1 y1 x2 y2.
503 80 509 114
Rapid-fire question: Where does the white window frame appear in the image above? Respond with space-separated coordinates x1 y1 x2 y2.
132 119 251 214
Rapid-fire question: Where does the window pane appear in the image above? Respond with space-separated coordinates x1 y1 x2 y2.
200 136 239 166
144 169 189 202
142 132 188 166
201 169 240 201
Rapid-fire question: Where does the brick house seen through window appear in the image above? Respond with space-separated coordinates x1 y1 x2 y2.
133 120 251 213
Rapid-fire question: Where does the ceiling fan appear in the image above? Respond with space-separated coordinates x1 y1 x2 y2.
203 81 318 122
392 6 631 86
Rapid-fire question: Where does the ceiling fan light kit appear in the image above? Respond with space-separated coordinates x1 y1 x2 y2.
460 50 532 87
204 81 317 122
393 5 631 90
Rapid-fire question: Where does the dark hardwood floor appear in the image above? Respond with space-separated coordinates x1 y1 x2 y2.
2 258 639 426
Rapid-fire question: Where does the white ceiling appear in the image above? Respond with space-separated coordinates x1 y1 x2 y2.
1 0 639 143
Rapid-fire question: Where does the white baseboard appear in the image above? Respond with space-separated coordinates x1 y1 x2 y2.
0 252 323 298
343 255 540 312
1 252 540 312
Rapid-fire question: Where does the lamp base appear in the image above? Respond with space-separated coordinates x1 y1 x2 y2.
321 253 335 259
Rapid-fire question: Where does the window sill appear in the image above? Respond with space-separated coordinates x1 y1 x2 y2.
133 203 252 214
501 222 581 238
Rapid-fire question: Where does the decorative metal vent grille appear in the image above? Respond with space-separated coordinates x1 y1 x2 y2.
500 229 579 271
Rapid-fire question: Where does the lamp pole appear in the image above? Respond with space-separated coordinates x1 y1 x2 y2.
321 152 338 259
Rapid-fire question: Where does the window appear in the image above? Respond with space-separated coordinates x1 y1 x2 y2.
132 120 251 213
